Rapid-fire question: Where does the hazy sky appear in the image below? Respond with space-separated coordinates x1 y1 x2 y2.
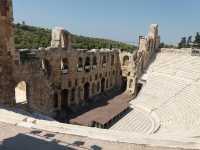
13 0 200 45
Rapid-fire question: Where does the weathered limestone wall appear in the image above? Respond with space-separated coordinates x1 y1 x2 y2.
13 41 122 116
136 24 160 78
0 0 16 105
119 24 160 96
119 51 137 95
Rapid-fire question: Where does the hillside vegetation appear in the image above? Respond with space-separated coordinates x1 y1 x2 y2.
14 24 137 53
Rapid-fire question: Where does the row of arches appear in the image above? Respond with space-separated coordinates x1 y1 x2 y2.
41 54 116 75
76 54 115 72
54 77 115 110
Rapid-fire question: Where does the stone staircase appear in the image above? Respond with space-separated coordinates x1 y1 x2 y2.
110 107 158 134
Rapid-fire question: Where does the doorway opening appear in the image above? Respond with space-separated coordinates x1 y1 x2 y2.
121 77 127 91
15 81 27 104
84 82 90 100
61 89 69 110
101 78 105 92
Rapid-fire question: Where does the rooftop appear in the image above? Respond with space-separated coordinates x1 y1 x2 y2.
70 90 131 126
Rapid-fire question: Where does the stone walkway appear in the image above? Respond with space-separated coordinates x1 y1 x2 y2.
0 108 200 150
0 122 134 150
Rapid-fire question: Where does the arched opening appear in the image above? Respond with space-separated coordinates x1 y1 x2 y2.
77 57 83 72
61 89 69 109
92 83 96 95
53 93 58 108
101 78 105 92
85 57 90 72
70 88 76 103
122 77 127 91
61 58 69 74
97 81 100 93
15 81 27 104
42 59 51 77
84 82 90 100
77 87 81 101
106 79 109 89
111 55 114 66
93 56 97 69
123 56 129 66
110 78 113 87
102 55 106 67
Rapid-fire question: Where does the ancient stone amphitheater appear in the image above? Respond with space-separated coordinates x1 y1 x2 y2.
1 0 200 149
112 49 200 137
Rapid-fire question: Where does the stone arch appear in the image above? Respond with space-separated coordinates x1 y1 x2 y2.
123 55 129 66
61 58 69 74
42 59 52 78
92 83 96 95
101 78 105 92
77 86 82 101
122 77 127 91
70 88 76 103
84 82 90 100
15 81 28 104
97 81 100 93
102 55 106 67
53 92 58 108
61 89 69 109
85 57 90 72
93 56 97 66
111 54 114 65
78 57 83 69
110 77 113 87
106 79 109 89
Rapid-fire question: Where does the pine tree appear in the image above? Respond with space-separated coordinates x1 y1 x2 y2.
186 36 192 47
178 37 187 48
193 32 200 48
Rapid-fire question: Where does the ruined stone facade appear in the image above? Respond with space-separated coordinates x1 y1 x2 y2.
0 0 160 117
137 24 160 77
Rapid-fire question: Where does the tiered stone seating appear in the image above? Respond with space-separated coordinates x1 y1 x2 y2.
133 74 188 110
110 107 155 134
114 51 200 136
155 83 200 135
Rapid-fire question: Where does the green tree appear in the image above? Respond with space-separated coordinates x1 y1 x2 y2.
178 37 187 48
186 36 192 47
194 32 200 48
14 23 137 52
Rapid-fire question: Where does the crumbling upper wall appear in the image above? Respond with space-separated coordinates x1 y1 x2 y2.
137 24 160 73
148 24 159 39
51 27 72 50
